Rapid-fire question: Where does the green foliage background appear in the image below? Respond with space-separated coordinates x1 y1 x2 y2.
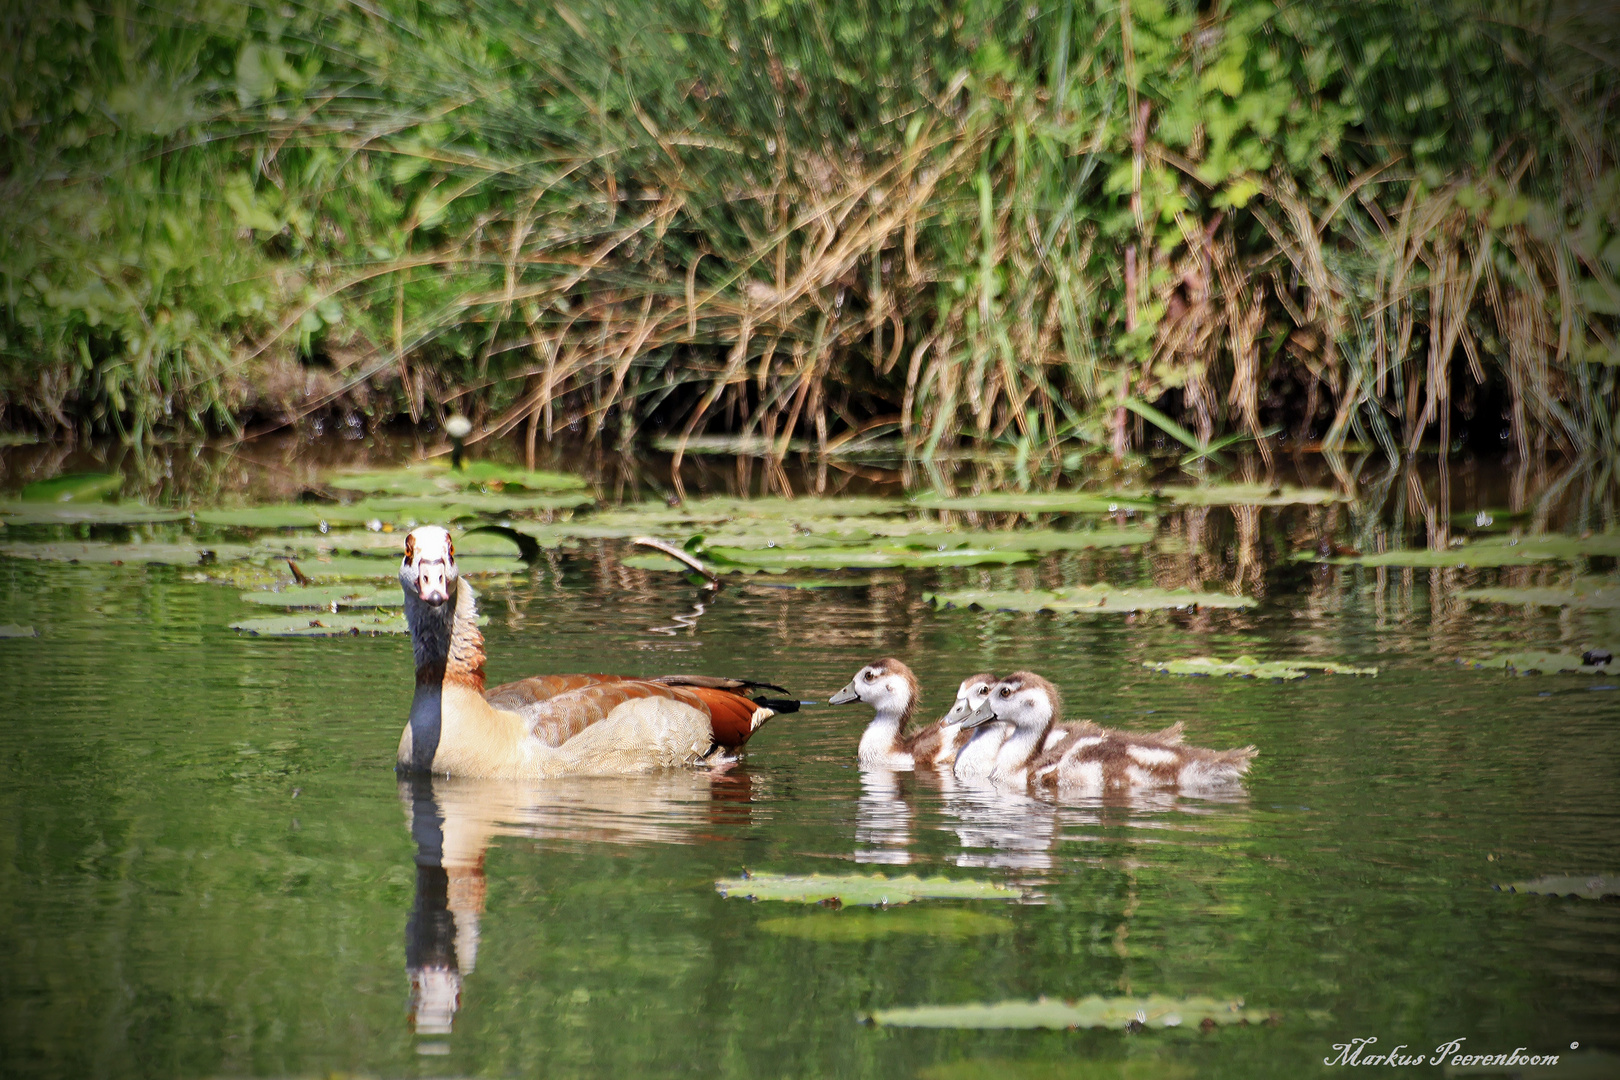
2 0 1616 460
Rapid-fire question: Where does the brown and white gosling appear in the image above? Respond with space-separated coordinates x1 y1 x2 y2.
958 671 1256 792
396 526 794 778
828 659 998 770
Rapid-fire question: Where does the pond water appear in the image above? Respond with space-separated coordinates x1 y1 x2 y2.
1 448 1618 1079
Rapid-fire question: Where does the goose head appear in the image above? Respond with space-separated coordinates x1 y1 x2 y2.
962 671 1060 735
402 526 459 606
944 672 998 724
828 658 919 718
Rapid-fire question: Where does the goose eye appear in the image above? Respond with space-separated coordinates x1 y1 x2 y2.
999 687 1010 697
863 671 875 681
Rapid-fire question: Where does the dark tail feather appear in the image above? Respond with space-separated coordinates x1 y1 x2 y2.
655 674 793 697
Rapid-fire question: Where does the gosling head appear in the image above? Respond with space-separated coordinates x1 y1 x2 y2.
402 526 459 606
943 672 999 724
827 657 920 718
962 671 1060 733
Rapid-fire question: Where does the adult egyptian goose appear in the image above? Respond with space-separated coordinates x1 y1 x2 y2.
397 526 794 778
959 672 1256 792
827 659 997 769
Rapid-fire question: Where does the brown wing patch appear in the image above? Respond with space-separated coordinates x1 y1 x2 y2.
485 674 622 712
677 686 766 749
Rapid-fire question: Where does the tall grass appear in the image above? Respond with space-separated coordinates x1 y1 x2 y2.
1 0 1616 477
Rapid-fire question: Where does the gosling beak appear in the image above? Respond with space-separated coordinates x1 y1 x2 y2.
415 560 450 605
959 699 998 728
827 683 860 705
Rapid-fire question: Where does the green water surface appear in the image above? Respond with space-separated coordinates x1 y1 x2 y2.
1 539 1616 1079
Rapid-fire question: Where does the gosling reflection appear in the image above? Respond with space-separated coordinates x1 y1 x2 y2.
400 769 756 1039
854 768 913 864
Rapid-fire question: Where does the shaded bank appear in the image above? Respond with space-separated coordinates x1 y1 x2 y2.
2 0 1617 468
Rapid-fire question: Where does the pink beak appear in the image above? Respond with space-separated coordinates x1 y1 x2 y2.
416 559 450 604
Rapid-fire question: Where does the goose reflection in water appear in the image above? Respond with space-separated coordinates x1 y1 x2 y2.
400 769 757 1042
854 768 914 865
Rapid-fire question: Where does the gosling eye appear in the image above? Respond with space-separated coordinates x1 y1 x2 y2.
863 670 875 682
999 687 1011 697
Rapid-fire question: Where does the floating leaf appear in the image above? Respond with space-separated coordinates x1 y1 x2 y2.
20 472 123 502
1144 656 1377 679
910 492 1157 514
1459 580 1620 610
928 587 1256 614
1496 874 1619 900
1305 532 1620 568
0 501 191 526
715 872 1021 906
324 461 586 494
0 541 256 566
868 994 1272 1030
707 545 1032 570
0 624 37 638
195 504 381 529
1160 483 1342 507
229 612 409 636
757 909 1012 940
238 586 394 609
1458 651 1612 675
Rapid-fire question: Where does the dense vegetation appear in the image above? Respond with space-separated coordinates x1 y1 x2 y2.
2 0 1616 467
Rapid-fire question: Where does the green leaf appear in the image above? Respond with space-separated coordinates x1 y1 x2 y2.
19 472 123 503
928 587 1256 614
1457 651 1613 675
1496 874 1618 900
0 541 256 566
1144 656 1377 679
1459 580 1620 610
229 612 410 636
715 872 1021 906
237 586 394 609
909 492 1159 514
0 502 190 526
869 994 1272 1029
706 545 1032 570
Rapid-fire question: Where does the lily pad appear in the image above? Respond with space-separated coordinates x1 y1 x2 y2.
715 872 1021 906
194 504 382 529
324 461 586 494
928 587 1256 615
0 541 257 566
1495 874 1619 900
1305 532 1620 568
0 625 37 638
868 994 1273 1030
1458 651 1613 675
238 586 394 609
757 910 1012 939
229 612 409 636
1160 483 1342 507
909 492 1158 514
1145 656 1377 679
20 472 123 502
707 545 1032 570
1458 581 1620 610
0 501 192 526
